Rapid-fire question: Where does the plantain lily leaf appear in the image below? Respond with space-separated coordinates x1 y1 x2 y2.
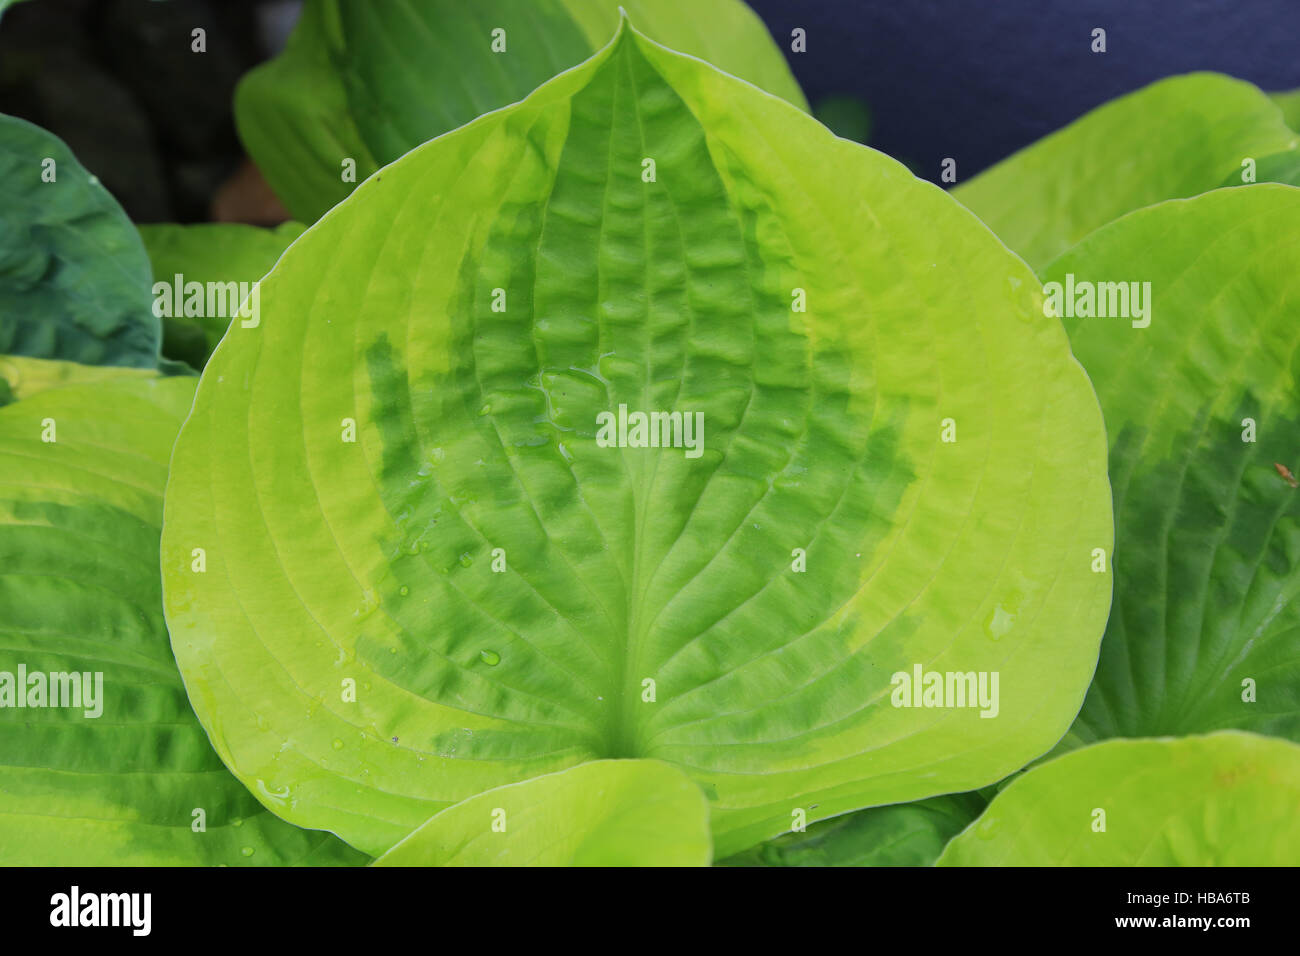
0 114 159 367
1217 150 1300 189
236 0 807 223
138 221 306 366
953 74 1299 270
1271 88 1300 133
0 378 366 865
0 355 157 404
938 732 1300 865
718 791 987 867
373 759 710 866
162 21 1112 859
1041 185 1300 747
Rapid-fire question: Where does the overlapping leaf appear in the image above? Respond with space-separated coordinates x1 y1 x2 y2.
0 114 159 367
719 791 986 867
1044 185 1300 746
953 74 1299 270
939 733 1300 865
139 221 305 366
374 759 710 866
162 23 1111 858
0 378 365 865
1272 88 1300 133
0 355 156 407
236 0 807 223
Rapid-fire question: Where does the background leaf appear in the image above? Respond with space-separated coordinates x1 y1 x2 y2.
236 0 807 223
0 355 156 404
1043 185 1300 747
938 732 1300 865
0 113 159 366
718 791 987 866
0 377 365 865
373 759 710 866
1217 150 1300 188
138 221 305 365
1271 88 1300 132
163 23 1111 859
952 73 1299 270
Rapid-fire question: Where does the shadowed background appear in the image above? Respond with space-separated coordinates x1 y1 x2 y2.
1 0 1296 221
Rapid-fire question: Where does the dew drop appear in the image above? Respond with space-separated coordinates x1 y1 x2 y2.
332 738 344 750
986 605 1015 641
240 846 255 857
479 649 501 666
399 585 409 596
459 552 473 568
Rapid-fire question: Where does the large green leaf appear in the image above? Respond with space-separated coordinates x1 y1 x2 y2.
374 759 710 866
1042 185 1300 747
236 0 807 223
162 22 1112 859
938 732 1300 865
0 378 365 865
0 114 159 367
138 221 306 365
952 74 1299 270
719 791 986 867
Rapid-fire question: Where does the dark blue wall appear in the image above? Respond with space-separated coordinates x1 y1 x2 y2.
748 0 1300 183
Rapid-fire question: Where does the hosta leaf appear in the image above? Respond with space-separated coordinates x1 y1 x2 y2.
236 0 807 223
1272 88 1300 133
1043 185 1300 746
1217 150 1300 189
373 759 710 866
162 22 1112 859
0 355 157 406
938 732 1300 866
952 74 1299 270
138 221 306 365
0 114 160 367
0 378 365 865
718 791 986 867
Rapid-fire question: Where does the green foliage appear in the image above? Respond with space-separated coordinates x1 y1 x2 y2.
138 221 306 365
953 74 1299 269
163 22 1111 859
374 760 711 866
940 733 1300 865
0 114 159 367
1044 185 1300 747
236 0 807 222
0 378 366 865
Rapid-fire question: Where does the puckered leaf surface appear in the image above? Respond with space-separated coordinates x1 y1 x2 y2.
0 114 159 367
236 0 807 223
374 759 710 866
953 74 1299 270
163 23 1112 858
0 378 366 865
939 732 1300 865
1043 185 1300 746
